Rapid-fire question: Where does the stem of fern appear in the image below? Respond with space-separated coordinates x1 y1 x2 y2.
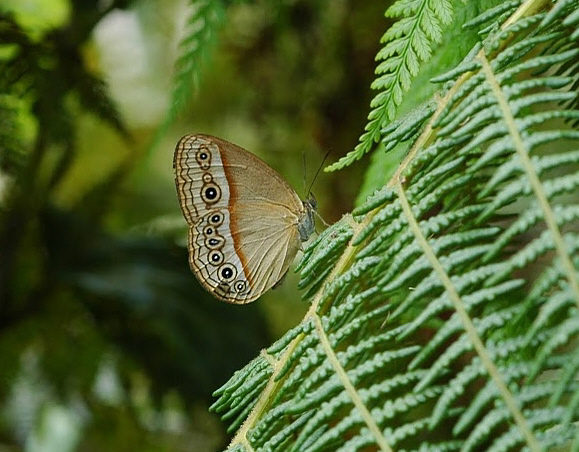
395 180 542 452
479 53 579 309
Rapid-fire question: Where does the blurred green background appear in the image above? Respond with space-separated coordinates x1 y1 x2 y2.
0 0 385 450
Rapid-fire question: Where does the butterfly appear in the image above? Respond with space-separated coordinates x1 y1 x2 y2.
174 134 316 303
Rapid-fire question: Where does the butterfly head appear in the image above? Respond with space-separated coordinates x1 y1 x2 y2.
298 195 317 242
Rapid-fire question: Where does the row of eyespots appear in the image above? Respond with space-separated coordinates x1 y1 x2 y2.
194 145 250 297
196 146 222 206
202 211 250 296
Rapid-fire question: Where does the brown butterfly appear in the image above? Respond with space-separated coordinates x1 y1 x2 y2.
174 134 316 303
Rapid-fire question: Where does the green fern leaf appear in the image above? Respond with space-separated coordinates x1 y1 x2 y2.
213 2 579 451
326 0 458 172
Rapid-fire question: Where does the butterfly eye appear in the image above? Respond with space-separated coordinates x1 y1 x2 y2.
201 183 221 204
209 250 224 266
219 264 237 282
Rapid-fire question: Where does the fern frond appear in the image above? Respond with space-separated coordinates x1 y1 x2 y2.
213 1 579 451
541 0 579 39
326 0 458 172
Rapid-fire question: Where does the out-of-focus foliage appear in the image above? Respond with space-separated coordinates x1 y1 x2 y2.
0 0 384 451
0 0 275 448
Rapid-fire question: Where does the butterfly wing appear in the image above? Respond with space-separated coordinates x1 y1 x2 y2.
174 134 306 303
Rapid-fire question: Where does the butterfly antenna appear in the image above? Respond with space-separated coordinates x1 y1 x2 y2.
307 148 331 198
